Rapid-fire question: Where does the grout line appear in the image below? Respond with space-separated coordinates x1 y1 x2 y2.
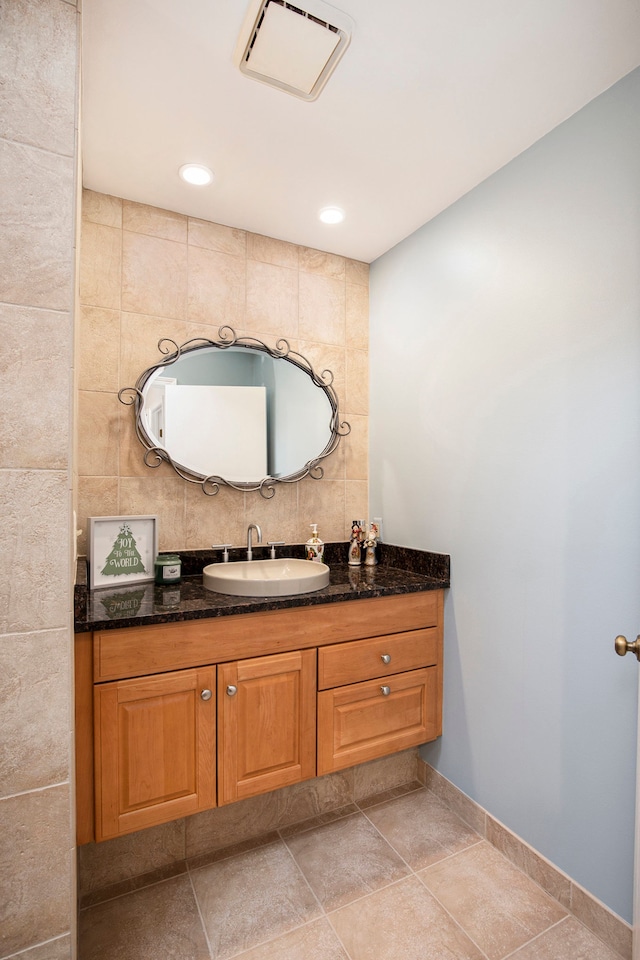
185 863 214 960
500 916 570 960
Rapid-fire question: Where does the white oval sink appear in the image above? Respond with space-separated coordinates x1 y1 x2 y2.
203 558 330 597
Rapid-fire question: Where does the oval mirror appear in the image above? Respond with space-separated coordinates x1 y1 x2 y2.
119 327 350 498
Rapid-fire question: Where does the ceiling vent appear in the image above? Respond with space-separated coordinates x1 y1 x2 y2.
234 0 354 102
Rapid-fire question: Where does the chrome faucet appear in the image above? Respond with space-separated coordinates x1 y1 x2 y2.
246 523 262 560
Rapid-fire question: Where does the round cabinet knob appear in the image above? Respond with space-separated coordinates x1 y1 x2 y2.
380 685 391 696
200 689 212 701
226 684 238 697
381 654 391 664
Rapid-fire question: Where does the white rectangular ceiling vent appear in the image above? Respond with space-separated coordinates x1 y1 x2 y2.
234 0 354 102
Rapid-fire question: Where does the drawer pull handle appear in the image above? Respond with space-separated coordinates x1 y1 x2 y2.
200 689 212 701
380 685 391 696
226 685 238 697
381 654 391 664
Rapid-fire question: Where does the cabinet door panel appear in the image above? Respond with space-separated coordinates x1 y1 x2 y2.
317 667 439 774
95 667 216 840
218 650 316 805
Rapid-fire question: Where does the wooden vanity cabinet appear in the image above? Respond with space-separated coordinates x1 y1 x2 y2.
78 590 443 843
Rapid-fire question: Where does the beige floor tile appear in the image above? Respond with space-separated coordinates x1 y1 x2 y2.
78 876 210 960
419 841 567 960
235 918 349 959
190 840 321 959
508 916 624 960
330 875 485 960
364 787 482 869
284 812 409 911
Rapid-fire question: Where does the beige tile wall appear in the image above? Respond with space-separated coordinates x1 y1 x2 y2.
77 191 369 554
0 0 79 957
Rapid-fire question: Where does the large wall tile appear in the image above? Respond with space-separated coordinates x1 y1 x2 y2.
122 232 187 319
0 630 70 796
189 218 247 257
345 415 369 480
119 476 186 551
246 260 298 339
187 245 245 327
0 0 77 156
184 483 246 550
346 259 369 286
76 478 119 555
300 247 346 280
123 201 187 243
248 232 299 269
345 348 369 415
185 794 279 860
0 140 74 311
298 478 345 542
0 470 69 634
345 480 369 536
78 819 186 897
241 482 301 546
82 189 122 228
299 273 346 345
79 221 122 310
353 749 419 800
77 391 119 477
119 312 200 389
0 303 71 470
297 340 345 399
346 282 369 347
0 786 72 957
78 305 120 392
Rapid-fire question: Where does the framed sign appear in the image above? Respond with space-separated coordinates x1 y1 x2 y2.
88 516 158 590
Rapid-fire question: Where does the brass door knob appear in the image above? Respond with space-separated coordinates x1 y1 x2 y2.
614 635 640 660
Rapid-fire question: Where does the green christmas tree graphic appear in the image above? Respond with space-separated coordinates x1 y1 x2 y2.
101 523 147 577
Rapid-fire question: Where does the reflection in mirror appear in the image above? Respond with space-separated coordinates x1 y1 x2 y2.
119 327 350 498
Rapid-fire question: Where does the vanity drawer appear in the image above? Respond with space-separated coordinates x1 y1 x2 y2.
317 628 438 690
317 667 440 774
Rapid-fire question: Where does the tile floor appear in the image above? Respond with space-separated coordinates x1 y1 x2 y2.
78 783 623 960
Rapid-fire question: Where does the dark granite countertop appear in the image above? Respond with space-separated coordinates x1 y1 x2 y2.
74 542 450 633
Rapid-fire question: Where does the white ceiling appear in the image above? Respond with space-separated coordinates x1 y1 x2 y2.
82 0 640 263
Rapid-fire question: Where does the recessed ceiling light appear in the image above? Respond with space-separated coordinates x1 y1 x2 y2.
179 163 214 186
319 206 345 224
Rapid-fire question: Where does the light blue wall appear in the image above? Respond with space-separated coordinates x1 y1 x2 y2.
369 68 640 922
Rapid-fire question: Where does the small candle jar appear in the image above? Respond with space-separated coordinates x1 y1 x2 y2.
154 554 181 584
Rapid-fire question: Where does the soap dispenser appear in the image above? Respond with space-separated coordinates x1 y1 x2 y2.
305 524 325 562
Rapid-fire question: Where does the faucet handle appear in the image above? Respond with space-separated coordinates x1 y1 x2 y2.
267 540 285 559
211 543 232 562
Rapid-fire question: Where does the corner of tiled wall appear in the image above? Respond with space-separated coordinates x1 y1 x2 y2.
76 191 370 555
0 0 80 957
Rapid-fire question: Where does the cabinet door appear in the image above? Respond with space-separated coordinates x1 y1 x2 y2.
95 667 216 841
317 667 440 775
218 649 316 805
